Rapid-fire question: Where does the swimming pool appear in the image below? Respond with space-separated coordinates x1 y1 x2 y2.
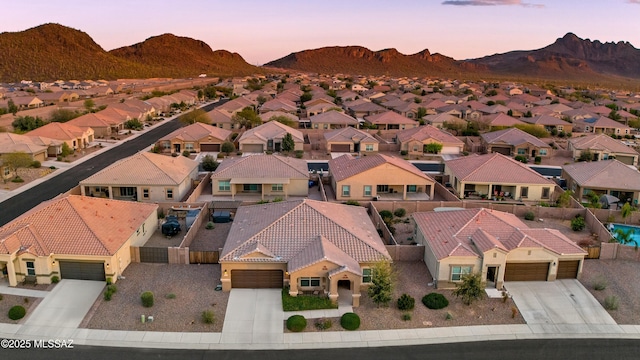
610 224 640 246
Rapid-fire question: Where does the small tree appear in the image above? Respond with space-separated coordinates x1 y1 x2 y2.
231 107 261 129
179 109 209 125
423 143 443 154
557 190 573 208
621 203 632 224
452 272 485 306
84 99 95 112
60 142 73 157
7 99 18 115
578 149 593 162
221 141 235 155
1 152 33 179
269 115 296 127
282 132 295 152
201 155 219 171
367 260 394 307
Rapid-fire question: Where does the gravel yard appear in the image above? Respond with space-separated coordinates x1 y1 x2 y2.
0 294 39 324
523 217 596 245
188 220 230 251
82 263 227 332
580 259 640 324
1 168 56 191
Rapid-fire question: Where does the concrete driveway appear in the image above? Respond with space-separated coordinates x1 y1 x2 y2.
23 279 104 328
221 289 283 344
505 279 616 325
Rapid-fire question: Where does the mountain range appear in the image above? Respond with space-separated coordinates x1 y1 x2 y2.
0 23 639 85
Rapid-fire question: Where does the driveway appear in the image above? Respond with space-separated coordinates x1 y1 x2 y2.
505 279 616 325
221 289 283 344
23 279 104 328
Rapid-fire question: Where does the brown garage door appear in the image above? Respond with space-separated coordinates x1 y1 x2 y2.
557 260 580 279
231 270 283 288
492 147 511 156
59 261 106 281
330 144 351 152
242 144 264 153
504 262 549 281
200 143 221 152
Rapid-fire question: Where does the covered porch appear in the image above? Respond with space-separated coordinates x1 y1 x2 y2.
229 178 291 200
375 184 433 201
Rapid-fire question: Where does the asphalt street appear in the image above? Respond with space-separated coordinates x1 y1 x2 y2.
4 339 640 360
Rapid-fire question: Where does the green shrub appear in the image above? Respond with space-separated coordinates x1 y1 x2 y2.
397 294 415 311
217 153 225 159
202 310 215 324
104 290 113 301
31 160 41 168
401 313 411 321
345 200 360 206
141 291 154 307
400 150 408 156
445 312 453 320
422 293 449 309
524 211 535 221
287 315 307 332
182 150 191 157
571 215 586 231
295 150 304 159
51 276 59 284
8 305 26 320
593 277 607 291
604 295 619 310
11 177 24 183
106 277 113 285
379 210 393 220
106 284 117 293
340 312 360 330
49 166 56 170
56 155 63 161
514 155 528 163
0 294 3 301
205 221 215 230
393 208 407 218
273 197 284 202
314 317 332 330
165 293 176 299
534 156 541 164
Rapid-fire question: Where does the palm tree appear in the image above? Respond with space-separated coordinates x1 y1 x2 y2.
613 228 638 249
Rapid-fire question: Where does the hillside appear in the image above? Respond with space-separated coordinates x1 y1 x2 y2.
109 34 259 77
0 24 258 82
264 46 485 77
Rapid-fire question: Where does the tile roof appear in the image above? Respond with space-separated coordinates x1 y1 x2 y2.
521 115 571 126
211 154 309 180
206 109 233 124
220 199 390 264
348 101 386 113
445 153 554 185
238 121 303 143
261 98 297 112
0 195 157 256
569 134 638 155
26 122 90 141
80 151 198 186
288 236 362 274
329 153 432 182
562 160 640 191
259 111 299 122
481 127 550 148
365 111 415 125
481 113 525 127
395 125 464 145
158 122 231 142
0 133 53 154
413 208 585 260
324 127 378 144
310 111 359 125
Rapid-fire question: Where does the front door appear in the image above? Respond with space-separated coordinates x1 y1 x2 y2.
174 144 181 153
487 266 497 286
531 149 537 157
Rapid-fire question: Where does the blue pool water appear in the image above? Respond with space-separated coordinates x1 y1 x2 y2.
610 224 640 246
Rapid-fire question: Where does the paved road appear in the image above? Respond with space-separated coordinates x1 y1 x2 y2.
4 339 640 360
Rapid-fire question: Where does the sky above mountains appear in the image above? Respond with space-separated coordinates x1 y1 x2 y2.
3 0 639 65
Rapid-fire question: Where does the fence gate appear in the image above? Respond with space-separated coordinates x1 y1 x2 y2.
189 251 219 264
140 247 169 263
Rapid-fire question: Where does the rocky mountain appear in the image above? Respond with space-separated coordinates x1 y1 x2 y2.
0 24 258 82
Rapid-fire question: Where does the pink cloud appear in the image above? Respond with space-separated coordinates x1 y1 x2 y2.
442 0 544 7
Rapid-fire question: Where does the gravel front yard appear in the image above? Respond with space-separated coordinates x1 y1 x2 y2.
82 263 228 332
580 259 640 324
0 294 39 324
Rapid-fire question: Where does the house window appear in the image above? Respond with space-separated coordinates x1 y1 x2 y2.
314 124 318 129
542 187 550 199
185 143 194 151
377 185 389 193
364 185 372 197
517 148 526 155
166 188 173 199
26 261 35 276
540 149 548 156
323 124 328 129
342 185 350 197
413 146 418 152
300 277 321 287
219 180 231 192
120 187 135 197
244 184 259 192
142 188 149 199
407 185 417 193
272 184 283 192
162 141 171 150
520 187 529 198
365 144 374 151
362 268 373 283
451 266 472 281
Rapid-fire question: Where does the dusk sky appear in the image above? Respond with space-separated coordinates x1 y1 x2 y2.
3 0 639 65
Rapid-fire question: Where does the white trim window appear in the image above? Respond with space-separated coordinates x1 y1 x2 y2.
365 144 374 151
451 266 472 281
272 184 283 192
363 185 372 197
219 180 231 192
342 185 350 197
166 188 174 199
362 268 373 283
300 277 321 287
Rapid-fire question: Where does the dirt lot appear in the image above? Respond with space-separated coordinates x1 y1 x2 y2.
0 294 39 324
580 259 640 324
188 220 230 251
523 216 596 245
82 263 228 332
1 168 56 191
290 261 524 332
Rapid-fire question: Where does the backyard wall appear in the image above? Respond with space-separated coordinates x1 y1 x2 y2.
184 173 211 203
385 245 424 261
369 203 397 245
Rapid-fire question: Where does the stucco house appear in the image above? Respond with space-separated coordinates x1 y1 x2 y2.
309 111 359 129
0 195 158 286
520 115 573 134
219 199 391 306
324 127 379 153
0 133 58 162
79 152 199 202
26 122 94 150
156 122 232 154
562 160 640 206
329 154 435 201
395 125 464 155
211 154 309 200
568 134 639 166
574 116 632 135
413 208 586 289
238 121 304 153
445 153 555 201
363 111 418 130
481 127 551 159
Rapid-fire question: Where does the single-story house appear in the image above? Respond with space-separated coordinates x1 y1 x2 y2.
207 109 237 130
79 151 199 202
156 122 232 154
309 111 359 129
347 101 387 119
413 208 587 289
211 154 309 200
363 111 418 130
26 122 94 150
219 199 391 306
238 121 304 153
395 125 464 155
0 195 158 286
324 127 379 153
562 160 640 206
444 153 555 201
259 111 299 124
568 134 639 166
0 133 53 162
521 115 573 134
329 154 435 201
424 113 467 129
481 128 551 159
574 116 632 135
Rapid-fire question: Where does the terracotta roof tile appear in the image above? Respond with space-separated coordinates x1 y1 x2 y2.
158 122 231 142
329 154 431 182
238 121 303 143
481 128 549 148
562 160 640 191
310 111 359 125
365 111 415 125
445 153 554 185
395 125 464 145
569 134 638 155
324 127 378 144
212 154 309 180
